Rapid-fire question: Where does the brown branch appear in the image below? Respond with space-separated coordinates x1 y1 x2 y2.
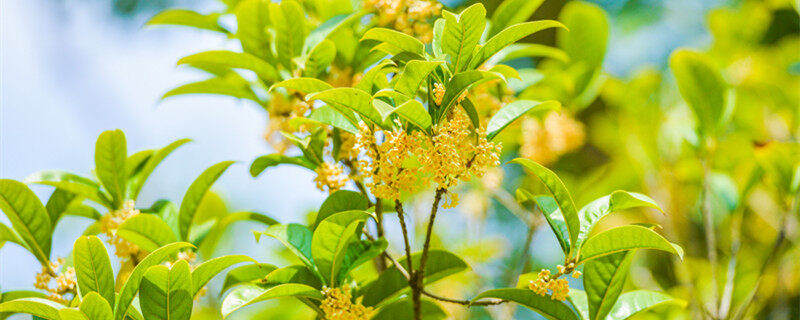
422 290 506 306
395 199 414 276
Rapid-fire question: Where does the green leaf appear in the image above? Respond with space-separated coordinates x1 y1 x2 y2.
221 284 324 318
127 138 190 201
73 236 115 307
270 78 334 95
431 18 445 56
558 1 607 71
391 99 433 132
437 70 502 121
178 51 277 82
472 288 578 320
607 290 686 320
304 40 336 77
0 222 24 249
25 171 113 209
488 64 521 81
313 190 369 229
577 225 683 264
488 44 569 65
191 255 255 297
250 154 316 177
234 0 272 60
44 189 80 227
361 250 469 307
567 289 590 320
531 194 570 254
308 88 383 126
146 9 228 33
117 214 178 252
584 251 635 320
222 263 278 293
576 191 663 251
488 0 545 36
307 105 360 133
336 238 388 284
669 49 729 138
259 224 316 271
372 298 448 320
459 97 480 129
471 20 566 69
140 260 193 320
355 60 396 94
179 161 235 240
95 129 128 208
311 210 371 285
60 307 90 320
114 242 194 320
394 61 444 97
79 292 114 320
0 298 65 319
486 100 560 140
304 12 361 51
510 159 580 255
162 76 260 103
442 4 486 72
264 265 323 289
361 28 425 56
271 0 307 70
0 179 52 266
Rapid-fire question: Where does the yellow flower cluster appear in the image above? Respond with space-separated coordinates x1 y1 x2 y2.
337 132 360 160
356 121 426 200
363 0 442 42
520 112 585 165
34 258 77 304
470 81 513 118
320 285 373 320
100 200 141 259
314 162 349 193
326 65 363 88
355 110 501 204
528 263 581 301
433 83 446 105
265 94 312 153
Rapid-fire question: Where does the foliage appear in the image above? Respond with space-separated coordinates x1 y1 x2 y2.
2 0 799 319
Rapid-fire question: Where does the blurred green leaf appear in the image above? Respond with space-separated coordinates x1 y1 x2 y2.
146 9 228 33
179 161 235 240
487 100 560 140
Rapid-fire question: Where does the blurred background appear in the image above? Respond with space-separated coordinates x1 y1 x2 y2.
1 0 798 319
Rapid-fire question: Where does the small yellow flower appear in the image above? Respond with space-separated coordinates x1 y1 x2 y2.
433 83 446 105
321 285 373 320
33 257 77 304
314 162 349 193
100 200 141 260
572 270 582 279
528 268 571 301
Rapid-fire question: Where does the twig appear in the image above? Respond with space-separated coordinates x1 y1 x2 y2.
700 158 720 318
395 199 414 276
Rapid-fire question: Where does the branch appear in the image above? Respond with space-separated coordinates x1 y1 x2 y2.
395 199 414 275
422 290 506 306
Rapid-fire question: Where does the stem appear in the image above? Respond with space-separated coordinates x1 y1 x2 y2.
395 199 414 276
374 198 387 272
411 188 445 320
373 232 506 308
731 192 797 320
700 158 719 318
